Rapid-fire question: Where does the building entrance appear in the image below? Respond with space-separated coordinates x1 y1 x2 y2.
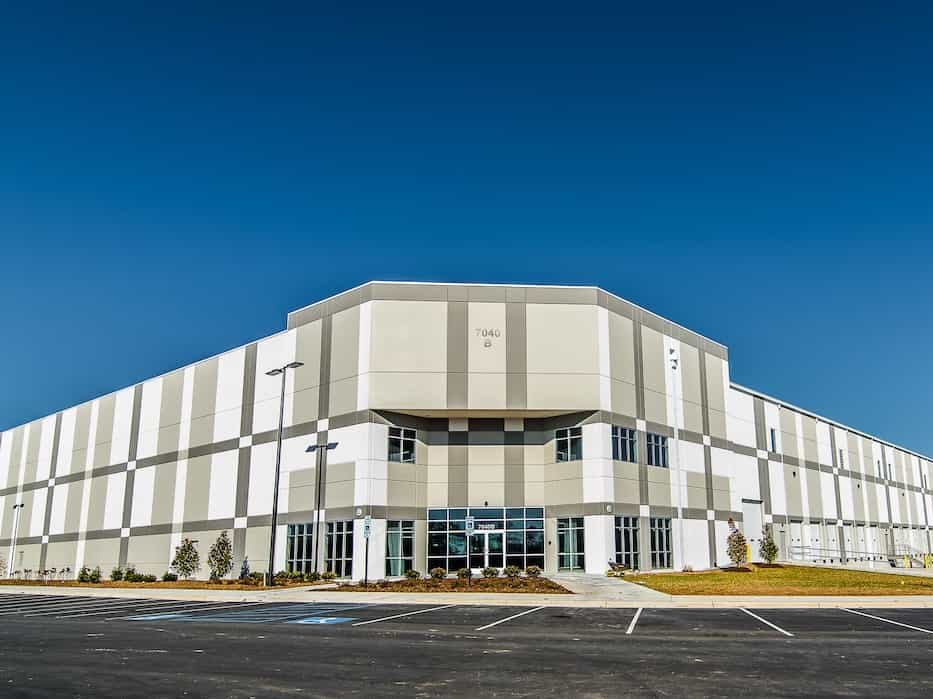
469 531 504 571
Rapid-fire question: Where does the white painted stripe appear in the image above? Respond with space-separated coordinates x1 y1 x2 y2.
110 600 271 620
476 606 545 631
0 596 67 609
626 607 643 635
23 598 148 616
739 608 794 637
31 599 154 618
352 604 455 626
114 600 214 614
841 608 933 635
53 600 181 619
0 597 104 615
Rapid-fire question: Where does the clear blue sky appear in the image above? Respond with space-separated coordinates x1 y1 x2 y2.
2 2 931 454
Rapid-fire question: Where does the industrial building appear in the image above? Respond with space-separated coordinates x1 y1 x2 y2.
1 282 930 580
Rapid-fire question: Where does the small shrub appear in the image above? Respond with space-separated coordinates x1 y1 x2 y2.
88 566 102 583
456 567 472 580
110 567 124 581
171 538 201 580
162 571 178 582
726 518 748 566
77 566 91 583
429 567 447 581
246 571 265 585
481 566 499 579
405 569 421 580
321 570 338 581
207 530 234 581
760 527 779 564
525 565 542 578
503 565 521 578
305 571 321 582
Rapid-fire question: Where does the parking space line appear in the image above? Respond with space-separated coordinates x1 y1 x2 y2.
841 608 933 635
113 600 222 616
739 608 794 637
42 600 160 618
25 599 149 617
0 596 67 610
115 600 272 620
0 597 102 615
352 604 455 626
476 606 545 631
625 607 642 635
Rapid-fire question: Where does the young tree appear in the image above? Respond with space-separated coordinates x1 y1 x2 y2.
208 530 234 580
726 518 748 567
759 527 779 564
171 538 201 580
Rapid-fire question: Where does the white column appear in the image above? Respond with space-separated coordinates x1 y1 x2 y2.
584 514 614 574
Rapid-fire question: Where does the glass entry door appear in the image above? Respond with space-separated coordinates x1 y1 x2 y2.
469 532 504 570
557 517 585 571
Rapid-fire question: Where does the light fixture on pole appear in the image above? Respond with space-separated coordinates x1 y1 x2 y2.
264 361 304 586
306 441 339 575
8 503 25 579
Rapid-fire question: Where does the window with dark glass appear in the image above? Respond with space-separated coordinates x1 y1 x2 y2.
612 426 637 463
388 427 416 463
649 517 673 569
555 427 583 462
426 507 545 572
614 516 639 570
769 428 777 453
325 520 354 577
557 517 585 571
646 433 669 468
286 523 314 574
385 520 414 576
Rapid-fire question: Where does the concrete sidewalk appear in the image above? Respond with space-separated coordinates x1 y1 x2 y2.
3 579 933 608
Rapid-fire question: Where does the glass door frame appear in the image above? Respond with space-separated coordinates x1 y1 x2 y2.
469 530 505 571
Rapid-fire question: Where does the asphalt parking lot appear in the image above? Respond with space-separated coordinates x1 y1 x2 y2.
0 593 932 696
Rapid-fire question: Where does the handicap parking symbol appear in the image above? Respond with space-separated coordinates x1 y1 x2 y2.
288 616 355 625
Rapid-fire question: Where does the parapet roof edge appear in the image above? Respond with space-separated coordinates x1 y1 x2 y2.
730 382 932 464
286 280 729 352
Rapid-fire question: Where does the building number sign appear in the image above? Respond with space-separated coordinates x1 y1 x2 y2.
475 328 501 348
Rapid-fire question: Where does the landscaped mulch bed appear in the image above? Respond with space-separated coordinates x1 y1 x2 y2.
334 577 571 593
628 564 933 595
0 579 327 591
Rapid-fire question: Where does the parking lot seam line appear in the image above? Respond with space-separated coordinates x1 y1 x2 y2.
626 608 642 635
739 608 794 637
352 604 456 626
840 608 933 635
475 606 545 631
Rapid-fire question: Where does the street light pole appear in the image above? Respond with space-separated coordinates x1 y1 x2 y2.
306 441 339 575
8 503 24 579
265 361 304 586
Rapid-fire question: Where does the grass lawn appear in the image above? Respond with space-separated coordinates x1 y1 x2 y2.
336 577 570 594
628 564 933 596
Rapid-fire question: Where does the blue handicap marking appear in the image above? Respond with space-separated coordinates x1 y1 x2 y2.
288 616 355 625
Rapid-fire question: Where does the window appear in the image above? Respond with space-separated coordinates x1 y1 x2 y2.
557 517 585 571
877 460 882 479
388 427 416 463
286 523 314 574
646 433 669 468
769 428 777 453
614 516 639 570
650 517 673 569
427 507 544 572
325 521 354 577
385 520 414 576
838 448 845 469
555 427 583 462
612 426 637 463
